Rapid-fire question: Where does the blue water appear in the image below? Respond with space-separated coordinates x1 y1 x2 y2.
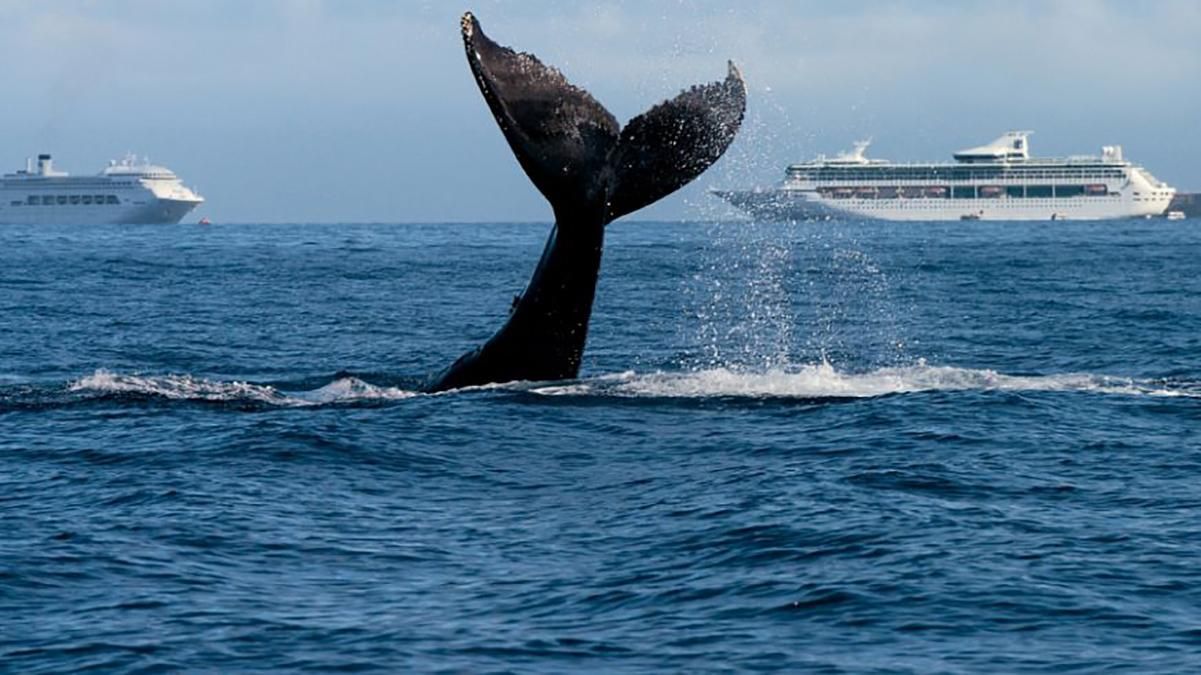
2 219 1200 673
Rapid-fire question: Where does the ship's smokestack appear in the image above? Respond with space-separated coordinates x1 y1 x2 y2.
37 154 52 175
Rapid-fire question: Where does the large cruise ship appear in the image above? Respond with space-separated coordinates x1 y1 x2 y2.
715 132 1176 221
0 153 203 224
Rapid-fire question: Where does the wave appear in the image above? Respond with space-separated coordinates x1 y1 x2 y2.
14 363 1194 410
67 370 418 407
526 362 1201 400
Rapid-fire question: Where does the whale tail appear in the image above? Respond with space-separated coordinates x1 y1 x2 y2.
461 12 746 223
424 14 746 392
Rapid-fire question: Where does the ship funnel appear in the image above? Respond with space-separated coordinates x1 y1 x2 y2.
37 154 52 175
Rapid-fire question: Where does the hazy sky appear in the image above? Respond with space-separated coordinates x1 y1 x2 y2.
1 0 1197 222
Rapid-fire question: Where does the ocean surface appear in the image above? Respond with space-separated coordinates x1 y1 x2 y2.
2 218 1200 673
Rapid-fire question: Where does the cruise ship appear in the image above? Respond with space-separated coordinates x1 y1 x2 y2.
714 132 1176 221
0 154 203 224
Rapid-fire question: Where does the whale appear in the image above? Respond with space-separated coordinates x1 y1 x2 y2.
424 13 746 392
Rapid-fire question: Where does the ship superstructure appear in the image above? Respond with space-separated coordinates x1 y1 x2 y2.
716 132 1175 221
0 153 203 224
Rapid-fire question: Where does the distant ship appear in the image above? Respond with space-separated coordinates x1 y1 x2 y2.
0 153 203 224
714 132 1176 221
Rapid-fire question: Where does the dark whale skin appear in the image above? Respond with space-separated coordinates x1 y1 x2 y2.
424 13 746 392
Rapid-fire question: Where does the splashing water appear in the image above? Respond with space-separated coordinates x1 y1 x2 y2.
529 362 1199 400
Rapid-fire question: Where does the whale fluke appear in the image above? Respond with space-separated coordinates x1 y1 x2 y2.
461 12 619 215
607 61 746 222
424 13 746 392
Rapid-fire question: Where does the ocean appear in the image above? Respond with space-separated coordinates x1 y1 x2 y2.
2 219 1199 672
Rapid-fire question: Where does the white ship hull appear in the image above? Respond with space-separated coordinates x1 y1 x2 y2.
781 190 1172 222
0 197 201 225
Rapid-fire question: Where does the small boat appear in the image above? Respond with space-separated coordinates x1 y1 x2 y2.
960 212 982 221
1166 210 1186 221
198 217 211 225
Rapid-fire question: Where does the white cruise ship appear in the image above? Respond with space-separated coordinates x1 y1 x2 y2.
715 132 1176 221
0 154 203 225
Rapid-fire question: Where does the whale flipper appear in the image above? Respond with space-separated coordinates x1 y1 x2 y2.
423 14 746 392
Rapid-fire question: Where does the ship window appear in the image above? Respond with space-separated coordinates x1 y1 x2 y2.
26 195 37 205
56 196 67 205
1006 186 1024 198
106 195 119 204
69 195 80 205
95 195 105 203
1055 185 1084 198
82 195 93 205
11 200 21 207
1027 185 1053 198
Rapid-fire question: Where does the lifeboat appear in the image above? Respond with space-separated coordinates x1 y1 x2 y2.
832 187 854 198
1084 184 1108 195
855 187 877 198
979 186 1002 198
901 187 924 199
924 186 948 197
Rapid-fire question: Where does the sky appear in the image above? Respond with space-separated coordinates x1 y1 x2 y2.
0 0 1197 223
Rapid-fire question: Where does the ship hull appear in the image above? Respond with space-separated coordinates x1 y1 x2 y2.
0 198 201 225
715 189 1174 222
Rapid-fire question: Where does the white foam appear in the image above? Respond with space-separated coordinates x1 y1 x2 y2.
66 364 1198 406
291 377 418 404
527 362 1200 400
69 370 417 407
